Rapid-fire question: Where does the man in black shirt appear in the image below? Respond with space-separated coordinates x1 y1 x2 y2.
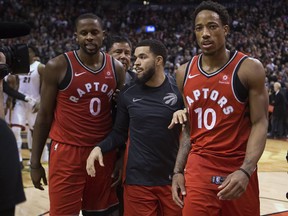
87 39 183 216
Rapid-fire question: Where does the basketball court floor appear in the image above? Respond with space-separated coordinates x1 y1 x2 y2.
15 138 288 216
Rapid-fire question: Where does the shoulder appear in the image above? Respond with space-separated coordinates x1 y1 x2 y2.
238 56 265 89
111 56 125 90
37 61 45 76
46 54 67 69
175 62 189 92
44 54 68 84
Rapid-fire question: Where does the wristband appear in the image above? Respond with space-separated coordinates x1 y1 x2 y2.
238 168 250 179
173 171 184 176
30 165 41 169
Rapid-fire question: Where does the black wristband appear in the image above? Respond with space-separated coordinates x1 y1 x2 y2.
238 168 250 179
30 165 41 169
173 171 184 176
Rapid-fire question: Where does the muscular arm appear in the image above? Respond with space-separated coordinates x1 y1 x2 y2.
3 80 26 101
218 57 269 200
239 58 269 175
37 63 45 91
173 62 191 172
30 55 66 168
114 58 126 91
174 123 191 173
172 63 191 207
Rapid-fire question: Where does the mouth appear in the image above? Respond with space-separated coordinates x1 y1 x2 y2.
85 43 97 50
201 41 213 48
132 67 143 74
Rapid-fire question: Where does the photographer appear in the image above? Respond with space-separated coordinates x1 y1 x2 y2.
0 51 26 216
0 22 30 215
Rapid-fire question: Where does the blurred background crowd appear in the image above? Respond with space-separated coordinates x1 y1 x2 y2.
0 0 288 137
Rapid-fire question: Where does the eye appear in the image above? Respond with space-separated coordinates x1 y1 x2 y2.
91 30 100 36
195 26 203 32
209 24 218 30
80 31 88 36
125 51 131 56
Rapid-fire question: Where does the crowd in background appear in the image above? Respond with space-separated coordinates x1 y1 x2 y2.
0 0 288 137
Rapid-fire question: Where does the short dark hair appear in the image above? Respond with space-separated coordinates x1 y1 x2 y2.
106 35 132 52
191 1 230 28
75 13 103 29
135 39 167 65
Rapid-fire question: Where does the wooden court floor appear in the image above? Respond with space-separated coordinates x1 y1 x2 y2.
16 138 288 216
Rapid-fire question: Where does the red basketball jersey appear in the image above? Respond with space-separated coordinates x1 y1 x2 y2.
49 51 117 146
183 51 251 184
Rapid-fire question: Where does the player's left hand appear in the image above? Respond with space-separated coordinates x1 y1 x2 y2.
168 108 187 129
32 101 40 113
111 155 123 188
172 173 186 208
113 89 120 103
217 169 250 200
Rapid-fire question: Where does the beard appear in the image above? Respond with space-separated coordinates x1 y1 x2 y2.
135 67 155 85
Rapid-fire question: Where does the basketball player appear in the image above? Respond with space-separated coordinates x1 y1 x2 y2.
3 75 35 124
30 13 125 216
86 39 183 216
10 45 46 169
171 1 269 215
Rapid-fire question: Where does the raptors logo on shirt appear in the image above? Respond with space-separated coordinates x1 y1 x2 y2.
49 51 117 146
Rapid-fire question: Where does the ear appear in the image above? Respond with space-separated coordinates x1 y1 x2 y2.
74 32 78 42
102 30 106 40
224 25 230 37
155 56 163 66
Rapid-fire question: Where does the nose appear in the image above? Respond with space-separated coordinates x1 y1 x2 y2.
134 58 140 67
86 32 93 40
119 52 127 59
202 26 210 38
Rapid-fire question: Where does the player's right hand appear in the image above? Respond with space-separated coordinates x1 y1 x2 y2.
30 164 47 190
168 108 187 129
86 146 104 177
172 173 186 208
25 96 37 106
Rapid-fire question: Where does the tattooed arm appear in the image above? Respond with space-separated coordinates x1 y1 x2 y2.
171 122 191 208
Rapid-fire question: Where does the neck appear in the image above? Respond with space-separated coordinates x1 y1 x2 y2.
201 48 230 74
145 69 166 87
78 50 102 69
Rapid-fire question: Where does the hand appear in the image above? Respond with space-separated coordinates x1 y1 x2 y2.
25 96 37 106
112 89 120 103
30 164 48 190
86 146 104 177
168 108 188 129
111 156 123 188
217 170 249 200
172 173 186 208
32 101 40 113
